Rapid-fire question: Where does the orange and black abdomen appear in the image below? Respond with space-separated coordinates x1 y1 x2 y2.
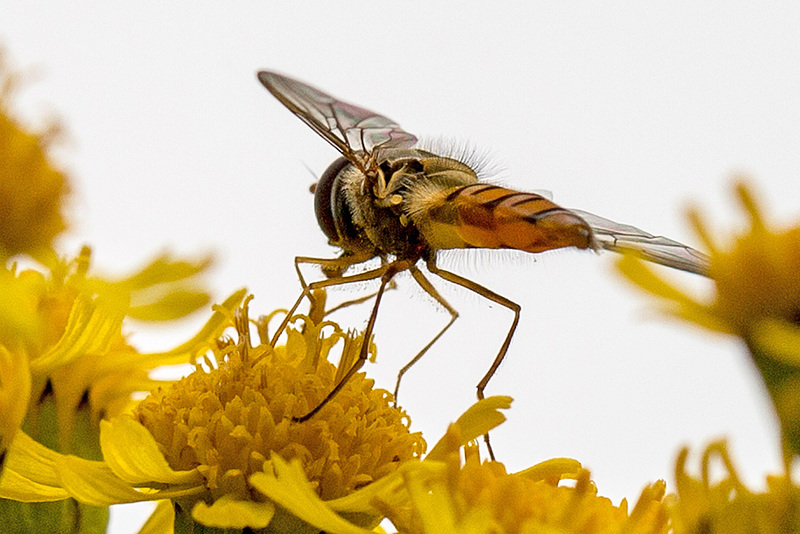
420 184 596 253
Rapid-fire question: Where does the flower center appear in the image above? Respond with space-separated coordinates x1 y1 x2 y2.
134 303 426 501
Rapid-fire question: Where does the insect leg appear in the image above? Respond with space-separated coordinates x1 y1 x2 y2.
323 278 398 317
427 259 521 461
392 265 459 405
269 254 370 347
294 260 410 422
320 259 398 319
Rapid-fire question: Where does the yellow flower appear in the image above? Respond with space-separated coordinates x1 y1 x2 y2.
0 264 240 474
0 48 241 531
618 181 800 458
11 297 426 532
0 247 223 456
0 50 69 259
0 246 236 534
669 441 800 533
618 181 800 340
375 398 669 534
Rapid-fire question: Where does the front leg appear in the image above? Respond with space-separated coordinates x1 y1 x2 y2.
268 253 371 347
293 259 412 422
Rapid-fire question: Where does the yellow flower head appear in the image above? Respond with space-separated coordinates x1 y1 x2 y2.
0 51 69 259
134 297 425 507
618 181 800 458
670 441 800 533
697 184 800 337
378 399 669 534
618 181 800 341
30 296 426 531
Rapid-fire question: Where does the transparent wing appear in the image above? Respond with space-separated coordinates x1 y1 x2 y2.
570 209 710 276
257 71 418 172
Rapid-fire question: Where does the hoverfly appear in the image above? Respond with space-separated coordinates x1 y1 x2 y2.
257 71 708 454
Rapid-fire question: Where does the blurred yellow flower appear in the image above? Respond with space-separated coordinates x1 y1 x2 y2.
0 258 242 531
618 181 800 343
0 270 243 475
0 48 242 532
618 181 800 458
0 248 222 456
0 51 69 260
670 441 800 533
375 397 669 534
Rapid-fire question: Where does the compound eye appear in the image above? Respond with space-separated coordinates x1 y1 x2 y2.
314 156 350 241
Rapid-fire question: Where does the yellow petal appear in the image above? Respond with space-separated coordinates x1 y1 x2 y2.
426 396 512 461
128 290 210 321
138 288 246 367
686 207 721 256
403 465 459 534
617 254 702 305
80 252 214 322
457 508 498 534
100 418 203 486
515 457 582 482
3 432 63 486
0 345 31 453
628 479 668 528
617 254 731 333
735 181 768 233
57 455 203 506
138 500 174 534
57 456 150 505
670 303 735 335
250 455 375 534
117 254 212 292
325 465 409 514
32 294 124 374
0 432 70 501
191 494 275 529
0 268 43 345
0 463 69 502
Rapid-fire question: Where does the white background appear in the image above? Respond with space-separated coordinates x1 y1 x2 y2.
3 3 800 532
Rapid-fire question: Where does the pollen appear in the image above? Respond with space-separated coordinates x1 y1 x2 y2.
133 298 426 502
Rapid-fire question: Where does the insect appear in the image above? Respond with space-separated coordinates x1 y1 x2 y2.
257 70 708 455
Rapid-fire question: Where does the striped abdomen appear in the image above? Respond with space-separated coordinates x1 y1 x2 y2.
408 183 596 254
